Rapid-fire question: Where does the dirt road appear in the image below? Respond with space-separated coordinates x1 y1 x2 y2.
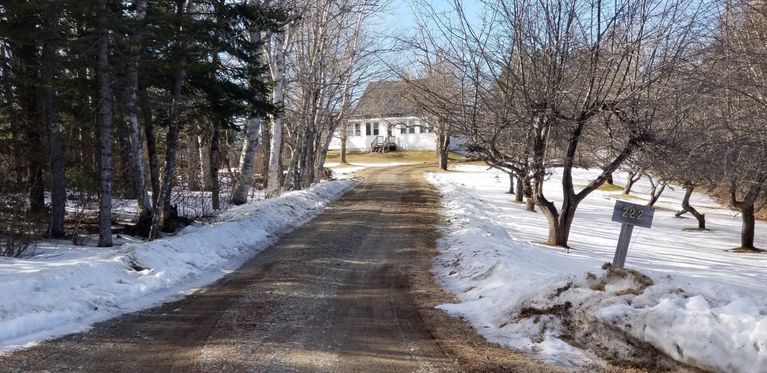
0 165 557 372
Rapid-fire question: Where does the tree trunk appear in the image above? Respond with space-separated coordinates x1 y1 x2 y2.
149 65 185 238
340 130 348 164
17 42 46 213
336 14 361 165
301 123 316 188
199 135 212 191
533 117 638 248
231 6 266 203
41 0 66 238
187 133 202 191
314 121 336 179
731 182 761 249
231 118 260 205
209 128 221 210
265 115 284 198
149 0 187 239
507 173 515 194
605 171 614 185
524 176 535 211
543 198 579 247
437 131 450 171
259 118 271 188
125 0 154 229
741 204 756 250
139 86 160 206
677 186 705 230
266 30 287 198
284 129 304 191
117 121 138 199
623 171 640 194
515 172 525 203
647 182 667 207
96 0 114 247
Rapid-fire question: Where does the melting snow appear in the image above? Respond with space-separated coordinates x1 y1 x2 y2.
0 179 354 353
428 164 767 372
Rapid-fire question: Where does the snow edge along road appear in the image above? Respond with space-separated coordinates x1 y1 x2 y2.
426 165 767 373
0 178 356 353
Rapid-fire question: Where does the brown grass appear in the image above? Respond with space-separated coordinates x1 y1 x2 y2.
726 247 766 254
598 183 625 192
325 150 464 165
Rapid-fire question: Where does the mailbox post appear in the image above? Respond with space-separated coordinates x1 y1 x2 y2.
611 200 654 268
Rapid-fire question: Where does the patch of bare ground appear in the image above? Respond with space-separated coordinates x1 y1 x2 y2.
405 191 561 372
410 169 680 373
505 263 706 372
0 164 709 372
726 247 765 253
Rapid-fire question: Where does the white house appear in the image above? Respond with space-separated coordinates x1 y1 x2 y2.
329 80 441 152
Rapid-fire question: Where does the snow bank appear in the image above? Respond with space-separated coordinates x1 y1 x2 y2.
328 165 368 178
0 179 354 353
427 165 767 372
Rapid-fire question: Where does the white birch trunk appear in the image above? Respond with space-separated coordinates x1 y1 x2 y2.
231 118 261 205
125 0 152 222
198 134 212 191
232 0 266 204
266 30 288 198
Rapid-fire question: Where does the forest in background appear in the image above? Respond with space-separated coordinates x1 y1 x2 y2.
0 0 381 254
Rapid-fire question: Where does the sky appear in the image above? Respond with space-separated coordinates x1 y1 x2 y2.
375 0 482 32
367 0 483 78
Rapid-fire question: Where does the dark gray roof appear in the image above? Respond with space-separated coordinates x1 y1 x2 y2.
352 80 422 119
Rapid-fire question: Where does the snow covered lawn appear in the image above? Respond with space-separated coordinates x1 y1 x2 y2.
0 179 354 353
427 164 767 372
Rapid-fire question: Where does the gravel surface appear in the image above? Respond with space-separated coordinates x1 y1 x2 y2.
0 165 560 372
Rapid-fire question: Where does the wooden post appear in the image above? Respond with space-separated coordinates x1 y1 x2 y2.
610 200 654 269
612 223 634 268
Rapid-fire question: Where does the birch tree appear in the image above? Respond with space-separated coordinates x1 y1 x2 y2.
265 21 291 198
231 0 270 205
124 0 153 227
282 0 380 189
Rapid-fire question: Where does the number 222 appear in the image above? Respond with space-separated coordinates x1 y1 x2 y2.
622 207 643 219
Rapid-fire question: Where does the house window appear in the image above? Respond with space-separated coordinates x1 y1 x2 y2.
373 122 380 136
348 122 360 136
408 120 416 134
399 123 406 134
421 123 431 133
365 122 371 136
408 126 416 134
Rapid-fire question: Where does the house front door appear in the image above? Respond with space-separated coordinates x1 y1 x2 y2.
386 124 393 137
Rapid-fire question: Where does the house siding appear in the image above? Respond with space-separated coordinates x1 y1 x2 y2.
329 116 438 152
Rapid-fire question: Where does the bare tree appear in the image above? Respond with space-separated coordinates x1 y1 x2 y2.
125 0 153 228
96 0 114 247
408 0 702 247
231 118 261 205
41 0 66 238
149 0 189 239
265 26 290 198
695 0 767 248
281 0 381 189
